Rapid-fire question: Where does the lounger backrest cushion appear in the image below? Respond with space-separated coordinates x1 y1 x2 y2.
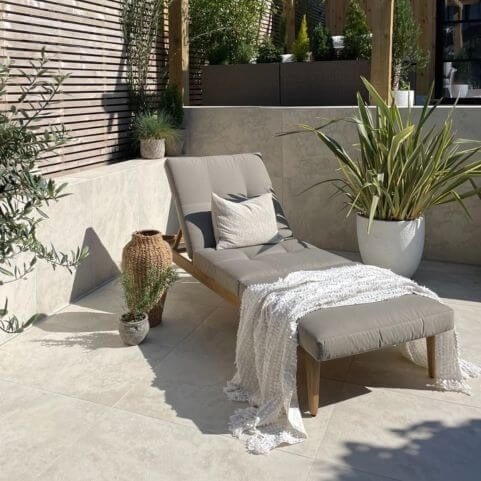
165 153 293 258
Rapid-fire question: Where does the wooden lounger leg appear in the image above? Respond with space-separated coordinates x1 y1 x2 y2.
304 350 321 416
426 336 437 379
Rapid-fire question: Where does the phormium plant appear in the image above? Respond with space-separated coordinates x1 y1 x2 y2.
0 49 88 333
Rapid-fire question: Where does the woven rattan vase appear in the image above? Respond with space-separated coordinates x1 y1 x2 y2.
122 230 173 327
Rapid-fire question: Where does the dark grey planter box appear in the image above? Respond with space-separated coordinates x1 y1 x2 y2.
280 60 370 106
202 60 370 106
202 64 280 106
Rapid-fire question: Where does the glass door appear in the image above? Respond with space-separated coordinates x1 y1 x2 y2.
437 0 481 101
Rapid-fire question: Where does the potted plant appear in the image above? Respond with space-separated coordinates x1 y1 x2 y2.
304 79 481 277
119 266 177 346
134 112 178 159
160 84 185 156
391 0 427 107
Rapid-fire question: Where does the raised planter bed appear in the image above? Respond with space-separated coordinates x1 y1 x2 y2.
202 60 370 106
202 64 280 106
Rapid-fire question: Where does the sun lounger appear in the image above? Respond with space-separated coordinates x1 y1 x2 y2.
165 153 454 415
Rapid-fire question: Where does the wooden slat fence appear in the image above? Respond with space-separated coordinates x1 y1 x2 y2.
0 0 324 173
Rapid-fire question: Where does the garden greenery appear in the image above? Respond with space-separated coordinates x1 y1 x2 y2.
392 0 427 90
121 266 177 322
0 50 88 333
133 112 178 142
257 38 282 64
302 79 481 231
189 0 266 64
121 0 165 113
311 23 334 61
293 15 310 62
342 0 371 61
159 84 184 129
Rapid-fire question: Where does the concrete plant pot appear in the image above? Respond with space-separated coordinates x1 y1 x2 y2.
393 89 415 107
165 130 185 156
140 138 165 159
119 313 150 346
356 215 425 278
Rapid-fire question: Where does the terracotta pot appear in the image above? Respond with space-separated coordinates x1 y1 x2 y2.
122 230 173 327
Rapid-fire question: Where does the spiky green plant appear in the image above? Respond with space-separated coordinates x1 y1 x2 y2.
302 79 481 231
159 84 184 129
293 15 310 62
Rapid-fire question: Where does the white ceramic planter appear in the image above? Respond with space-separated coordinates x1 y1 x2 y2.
451 83 469 98
140 138 165 159
356 215 425 278
393 89 415 107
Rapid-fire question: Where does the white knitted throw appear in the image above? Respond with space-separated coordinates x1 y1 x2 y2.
224 264 480 455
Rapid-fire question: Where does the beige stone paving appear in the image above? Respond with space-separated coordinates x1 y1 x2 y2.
1 261 480 481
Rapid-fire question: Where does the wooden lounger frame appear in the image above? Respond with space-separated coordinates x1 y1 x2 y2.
169 229 437 416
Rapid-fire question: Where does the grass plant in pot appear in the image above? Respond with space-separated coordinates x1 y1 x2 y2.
304 79 481 277
119 266 177 346
391 0 427 107
134 112 178 159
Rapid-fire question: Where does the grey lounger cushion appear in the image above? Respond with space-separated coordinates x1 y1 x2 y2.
195 241 454 361
166 153 455 363
195 239 349 296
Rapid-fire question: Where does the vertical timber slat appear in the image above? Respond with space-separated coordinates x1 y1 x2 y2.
413 1 437 96
284 0 296 51
169 0 189 105
370 0 394 102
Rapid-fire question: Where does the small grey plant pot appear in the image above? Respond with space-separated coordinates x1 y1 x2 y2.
140 138 165 159
356 215 425 278
165 130 185 156
119 313 150 346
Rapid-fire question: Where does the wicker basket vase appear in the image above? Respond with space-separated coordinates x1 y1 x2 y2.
122 230 173 327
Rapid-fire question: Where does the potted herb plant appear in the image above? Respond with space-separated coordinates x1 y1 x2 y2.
391 0 427 107
134 112 177 159
159 84 185 156
119 266 177 346
305 79 481 277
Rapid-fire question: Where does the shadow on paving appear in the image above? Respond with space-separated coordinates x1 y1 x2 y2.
309 420 481 481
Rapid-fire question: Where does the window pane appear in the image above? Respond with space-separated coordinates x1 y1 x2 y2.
442 61 481 98
445 1 481 22
443 22 481 60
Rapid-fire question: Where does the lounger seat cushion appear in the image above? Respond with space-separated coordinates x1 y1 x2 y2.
194 240 454 362
194 239 350 296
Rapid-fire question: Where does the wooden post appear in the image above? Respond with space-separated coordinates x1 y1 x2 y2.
413 1 437 96
370 0 394 102
168 0 189 105
284 0 296 51
325 0 348 35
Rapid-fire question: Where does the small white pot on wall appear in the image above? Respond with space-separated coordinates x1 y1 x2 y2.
356 215 425 278
140 138 165 159
393 89 415 107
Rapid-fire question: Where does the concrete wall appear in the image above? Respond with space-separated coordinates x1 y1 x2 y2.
2 158 175 340
183 106 481 266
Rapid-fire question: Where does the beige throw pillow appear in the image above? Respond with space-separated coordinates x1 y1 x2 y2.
211 192 280 250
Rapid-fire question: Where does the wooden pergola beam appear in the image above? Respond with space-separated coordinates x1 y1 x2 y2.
168 0 189 105
369 0 394 102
